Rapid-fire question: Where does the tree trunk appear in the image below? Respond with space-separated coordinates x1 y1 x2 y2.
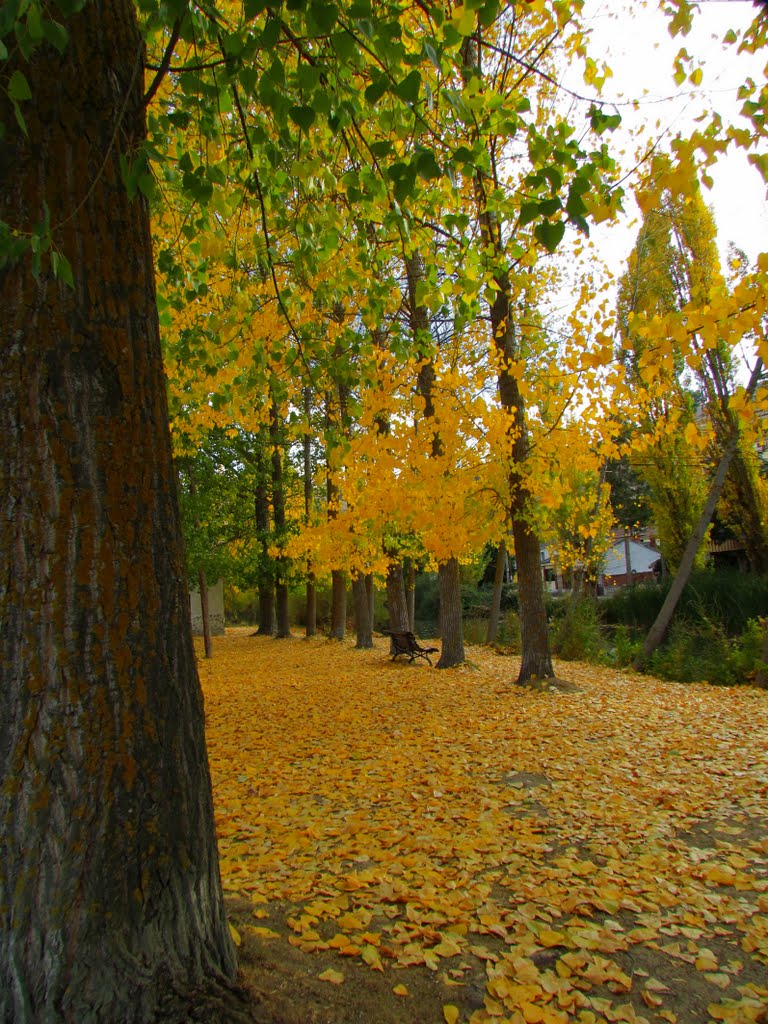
303 388 317 636
436 558 465 668
270 399 291 638
636 358 764 669
405 558 416 629
513 516 553 681
257 588 276 636
366 573 375 631
0 5 237 1021
330 569 347 639
486 541 507 644
386 562 411 653
305 567 317 638
352 574 373 649
198 568 213 659
254 450 275 635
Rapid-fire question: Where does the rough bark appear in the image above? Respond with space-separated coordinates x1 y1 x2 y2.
198 568 213 659
257 588 276 636
436 558 465 668
513 516 552 681
0 4 236 1021
352 575 373 649
386 562 411 653
405 559 416 630
486 541 507 644
366 573 375 631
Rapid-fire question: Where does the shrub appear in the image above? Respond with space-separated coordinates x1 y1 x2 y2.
551 597 605 662
647 615 765 686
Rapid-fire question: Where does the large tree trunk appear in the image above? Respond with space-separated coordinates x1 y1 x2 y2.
486 540 507 644
513 517 553 681
386 561 411 653
329 569 347 639
436 558 465 668
257 587 276 636
0 5 237 1021
352 574 373 649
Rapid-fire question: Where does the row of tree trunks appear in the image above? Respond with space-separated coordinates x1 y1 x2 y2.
0 2 238 1019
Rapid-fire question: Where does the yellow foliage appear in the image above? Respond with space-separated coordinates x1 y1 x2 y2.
201 632 768 1024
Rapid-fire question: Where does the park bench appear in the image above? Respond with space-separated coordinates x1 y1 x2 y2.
383 629 439 666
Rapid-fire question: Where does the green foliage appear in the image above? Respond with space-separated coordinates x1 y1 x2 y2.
604 624 642 668
603 571 768 684
647 617 760 686
550 597 606 662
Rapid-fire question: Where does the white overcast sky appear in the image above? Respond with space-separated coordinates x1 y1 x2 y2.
560 0 768 273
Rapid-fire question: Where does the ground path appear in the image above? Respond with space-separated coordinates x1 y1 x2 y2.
200 630 768 1024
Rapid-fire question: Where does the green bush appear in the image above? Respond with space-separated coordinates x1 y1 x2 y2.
602 570 768 636
551 598 606 662
605 624 643 667
647 616 765 686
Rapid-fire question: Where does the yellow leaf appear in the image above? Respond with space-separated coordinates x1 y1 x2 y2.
318 968 345 985
248 926 280 939
537 928 567 948
443 1006 460 1024
228 922 241 947
393 984 409 997
361 944 383 971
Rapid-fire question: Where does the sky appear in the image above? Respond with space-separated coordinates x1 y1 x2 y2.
559 0 768 277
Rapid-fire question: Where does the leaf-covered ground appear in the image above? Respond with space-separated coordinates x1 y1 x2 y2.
200 630 768 1024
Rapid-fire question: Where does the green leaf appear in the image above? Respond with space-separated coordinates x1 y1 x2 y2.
415 149 441 180
289 105 315 131
244 0 268 16
51 250 74 286
534 220 565 254
364 75 388 104
518 202 540 228
331 30 357 60
394 69 421 105
8 70 32 101
309 1 338 33
41 18 68 52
